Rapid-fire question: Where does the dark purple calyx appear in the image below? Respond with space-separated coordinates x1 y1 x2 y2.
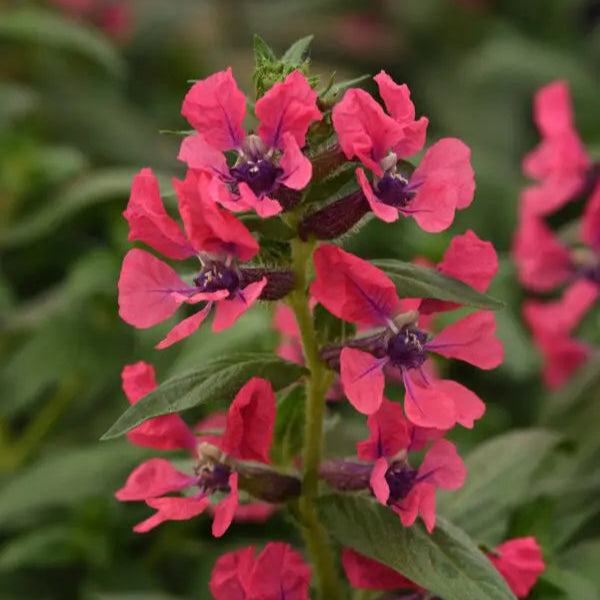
376 172 415 208
230 159 283 196
386 327 429 370
198 463 231 492
385 463 417 502
194 262 240 297
230 134 283 197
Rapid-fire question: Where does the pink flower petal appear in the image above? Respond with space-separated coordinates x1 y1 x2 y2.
432 379 485 429
220 377 276 463
212 278 267 332
175 171 259 262
535 333 591 390
332 88 404 174
212 473 239 538
178 135 229 175
357 397 411 460
279 132 313 190
340 348 387 414
524 279 599 338
310 244 403 326
357 167 399 223
408 139 474 233
521 176 585 218
122 363 195 450
123 168 195 260
512 216 572 292
342 547 419 591
238 183 283 218
581 182 600 252
420 230 498 315
115 458 195 501
370 457 390 505
418 439 466 490
118 249 193 328
426 311 503 370
374 70 429 157
210 546 255 600
489 537 545 599
134 496 210 533
395 481 437 532
402 371 456 429
155 303 213 349
181 68 246 151
248 542 312 600
255 70 322 150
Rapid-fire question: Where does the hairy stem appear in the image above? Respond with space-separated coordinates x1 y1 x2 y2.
288 236 344 600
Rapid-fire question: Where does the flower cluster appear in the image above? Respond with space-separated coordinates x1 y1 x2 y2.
513 81 600 388
111 38 544 599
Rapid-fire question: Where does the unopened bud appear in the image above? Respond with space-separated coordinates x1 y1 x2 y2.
240 267 296 300
319 459 372 492
299 191 369 241
237 464 302 503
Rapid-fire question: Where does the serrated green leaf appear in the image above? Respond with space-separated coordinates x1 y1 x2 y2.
372 258 505 310
0 8 125 78
101 354 307 440
281 35 314 66
253 34 277 66
316 494 516 600
438 429 560 542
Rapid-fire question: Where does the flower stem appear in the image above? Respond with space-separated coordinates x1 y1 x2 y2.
288 236 344 600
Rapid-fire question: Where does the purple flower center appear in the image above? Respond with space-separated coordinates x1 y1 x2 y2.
386 328 428 370
385 463 417 502
230 159 283 197
194 262 240 296
199 463 231 492
579 260 600 286
376 173 415 208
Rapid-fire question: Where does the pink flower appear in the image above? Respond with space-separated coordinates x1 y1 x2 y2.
210 543 311 600
522 81 590 216
488 537 545 598
342 547 421 591
356 399 465 532
180 69 321 217
332 71 474 232
116 376 277 537
419 229 498 314
311 245 501 425
118 168 267 348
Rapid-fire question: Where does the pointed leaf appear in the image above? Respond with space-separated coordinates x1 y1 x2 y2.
372 259 505 310
438 429 560 542
253 34 277 66
316 494 517 600
282 35 314 66
101 354 306 440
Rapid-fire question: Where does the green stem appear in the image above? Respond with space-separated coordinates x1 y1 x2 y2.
288 236 344 600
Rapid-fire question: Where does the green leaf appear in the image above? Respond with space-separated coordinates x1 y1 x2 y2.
0 8 125 78
562 539 600 593
313 303 355 344
0 526 73 570
316 494 516 600
0 443 147 529
438 429 560 542
541 564 599 600
282 35 314 66
253 34 277 66
372 258 505 310
1 169 137 247
101 354 307 440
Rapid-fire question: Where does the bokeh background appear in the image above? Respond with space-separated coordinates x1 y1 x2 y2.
1 1 600 599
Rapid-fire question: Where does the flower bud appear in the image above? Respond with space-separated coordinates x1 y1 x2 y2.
299 191 369 241
237 464 302 503
240 267 296 300
319 459 372 492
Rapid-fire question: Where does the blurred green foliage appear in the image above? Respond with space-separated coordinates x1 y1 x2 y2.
1 0 599 598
